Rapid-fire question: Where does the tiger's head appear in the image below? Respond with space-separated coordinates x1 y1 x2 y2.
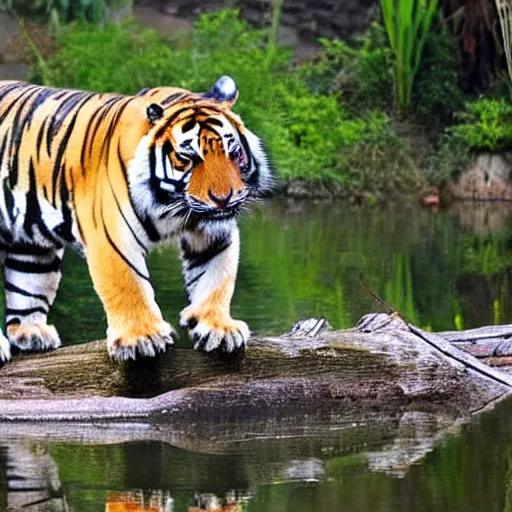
128 77 274 230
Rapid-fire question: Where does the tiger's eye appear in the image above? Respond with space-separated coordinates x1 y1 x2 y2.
229 146 241 160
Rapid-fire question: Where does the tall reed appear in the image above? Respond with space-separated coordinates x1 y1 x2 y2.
269 0 284 51
381 0 440 110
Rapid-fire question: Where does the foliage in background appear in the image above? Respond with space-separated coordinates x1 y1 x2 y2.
338 113 423 196
300 23 393 112
21 4 512 191
41 10 408 188
422 132 472 185
413 18 466 121
381 0 440 110
452 98 512 152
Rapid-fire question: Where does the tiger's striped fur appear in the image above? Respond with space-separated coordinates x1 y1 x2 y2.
0 76 273 362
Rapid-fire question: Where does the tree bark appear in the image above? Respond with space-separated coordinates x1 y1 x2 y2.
0 313 511 422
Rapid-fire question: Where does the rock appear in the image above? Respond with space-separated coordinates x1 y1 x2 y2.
449 153 512 200
149 0 377 42
133 6 192 36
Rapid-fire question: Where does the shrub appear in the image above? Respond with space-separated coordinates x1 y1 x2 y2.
413 19 465 121
300 23 394 112
422 132 472 185
339 113 424 196
452 98 512 152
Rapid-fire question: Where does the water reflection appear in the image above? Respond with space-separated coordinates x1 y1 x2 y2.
1 440 69 511
105 490 173 511
4 200 512 509
0 406 488 511
18 199 512 347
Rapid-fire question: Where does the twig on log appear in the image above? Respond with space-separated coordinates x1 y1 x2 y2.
359 278 397 315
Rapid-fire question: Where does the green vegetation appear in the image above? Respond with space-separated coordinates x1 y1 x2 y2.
13 3 512 194
37 11 412 191
381 0 439 110
35 10 422 196
299 23 393 111
452 98 512 152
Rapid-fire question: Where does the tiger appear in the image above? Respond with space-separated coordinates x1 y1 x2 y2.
0 76 273 363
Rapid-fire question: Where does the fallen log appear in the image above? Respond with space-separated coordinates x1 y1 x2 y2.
0 313 511 422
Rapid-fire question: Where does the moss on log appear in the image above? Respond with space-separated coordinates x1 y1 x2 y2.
0 314 510 422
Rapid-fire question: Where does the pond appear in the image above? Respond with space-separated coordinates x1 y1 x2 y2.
41 198 512 344
3 198 512 511
1 400 512 511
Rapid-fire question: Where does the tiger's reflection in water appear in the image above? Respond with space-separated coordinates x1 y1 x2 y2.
105 490 246 512
0 441 249 512
105 490 174 512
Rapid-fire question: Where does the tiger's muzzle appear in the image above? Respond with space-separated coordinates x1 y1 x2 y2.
188 187 248 221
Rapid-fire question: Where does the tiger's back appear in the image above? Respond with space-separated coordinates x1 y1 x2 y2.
0 81 183 248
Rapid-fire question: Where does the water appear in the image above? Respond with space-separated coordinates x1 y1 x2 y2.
4 198 512 510
47 198 512 344
1 402 512 511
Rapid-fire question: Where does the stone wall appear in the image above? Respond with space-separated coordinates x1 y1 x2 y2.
0 0 378 81
140 0 378 43
448 153 512 201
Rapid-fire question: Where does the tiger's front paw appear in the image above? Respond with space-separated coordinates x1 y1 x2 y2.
107 322 177 361
0 333 11 364
7 323 62 353
180 309 250 355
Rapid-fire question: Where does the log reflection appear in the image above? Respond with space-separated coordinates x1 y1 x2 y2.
2 441 69 511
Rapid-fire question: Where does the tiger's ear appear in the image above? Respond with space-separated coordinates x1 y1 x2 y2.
146 103 164 124
203 76 238 108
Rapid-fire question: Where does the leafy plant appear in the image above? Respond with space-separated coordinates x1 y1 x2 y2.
300 23 393 111
452 98 512 151
414 17 466 120
423 132 472 185
381 0 440 110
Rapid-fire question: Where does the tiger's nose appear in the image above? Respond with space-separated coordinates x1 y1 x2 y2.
208 188 233 209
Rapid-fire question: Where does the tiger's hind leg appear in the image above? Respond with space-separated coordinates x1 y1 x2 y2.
4 246 63 353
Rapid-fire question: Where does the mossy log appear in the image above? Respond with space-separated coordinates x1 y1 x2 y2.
0 313 511 422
